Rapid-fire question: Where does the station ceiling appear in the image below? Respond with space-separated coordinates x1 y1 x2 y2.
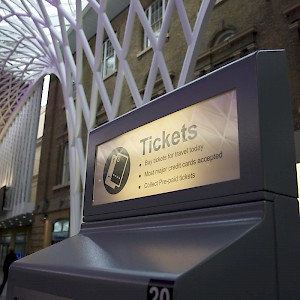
0 0 129 138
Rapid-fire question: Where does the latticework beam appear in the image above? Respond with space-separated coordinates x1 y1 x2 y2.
0 0 215 235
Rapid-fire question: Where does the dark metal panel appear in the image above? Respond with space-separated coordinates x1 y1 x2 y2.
84 51 297 222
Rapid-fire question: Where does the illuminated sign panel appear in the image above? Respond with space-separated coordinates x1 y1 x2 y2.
93 90 240 205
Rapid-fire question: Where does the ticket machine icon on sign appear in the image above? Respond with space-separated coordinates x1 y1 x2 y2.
105 152 129 190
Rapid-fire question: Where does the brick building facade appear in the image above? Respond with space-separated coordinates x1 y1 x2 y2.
30 76 71 253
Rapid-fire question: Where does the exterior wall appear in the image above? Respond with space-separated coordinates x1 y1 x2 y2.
201 0 300 129
86 0 300 126
30 76 70 253
33 0 300 251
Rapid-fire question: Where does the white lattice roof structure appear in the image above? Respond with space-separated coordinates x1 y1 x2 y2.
0 0 216 235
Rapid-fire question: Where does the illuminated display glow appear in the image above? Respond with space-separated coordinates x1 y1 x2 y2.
93 90 240 205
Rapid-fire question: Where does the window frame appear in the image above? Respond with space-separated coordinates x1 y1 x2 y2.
102 38 116 78
52 219 70 244
53 219 69 233
213 29 237 47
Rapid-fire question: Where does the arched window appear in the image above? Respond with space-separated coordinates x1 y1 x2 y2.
52 219 69 244
213 29 236 46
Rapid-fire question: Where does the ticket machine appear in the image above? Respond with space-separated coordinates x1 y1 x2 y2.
7 50 300 299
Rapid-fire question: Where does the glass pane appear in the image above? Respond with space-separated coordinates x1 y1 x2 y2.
62 220 69 232
1 235 11 243
106 40 114 57
151 0 162 27
16 233 26 242
54 221 62 232
106 56 115 74
144 0 164 49
103 39 115 77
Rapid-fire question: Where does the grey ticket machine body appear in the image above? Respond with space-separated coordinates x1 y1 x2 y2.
7 51 300 299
